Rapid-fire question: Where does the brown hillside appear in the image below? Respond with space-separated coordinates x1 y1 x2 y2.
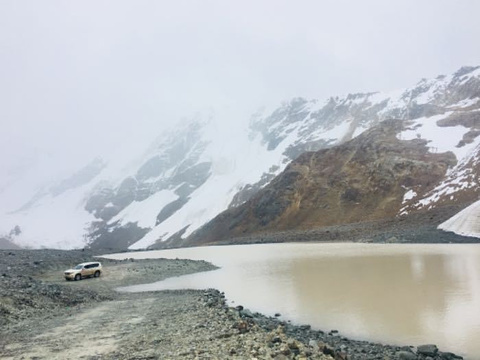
189 120 457 245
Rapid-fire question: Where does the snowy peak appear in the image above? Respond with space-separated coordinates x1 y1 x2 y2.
250 66 480 167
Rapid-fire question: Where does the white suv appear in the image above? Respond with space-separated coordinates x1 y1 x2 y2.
64 262 102 281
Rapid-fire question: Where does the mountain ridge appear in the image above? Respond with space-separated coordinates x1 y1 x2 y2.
2 65 480 249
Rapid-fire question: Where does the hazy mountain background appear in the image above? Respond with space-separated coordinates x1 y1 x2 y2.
2 66 480 249
2 1 480 249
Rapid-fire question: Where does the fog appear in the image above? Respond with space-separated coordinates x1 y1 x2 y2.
1 0 480 197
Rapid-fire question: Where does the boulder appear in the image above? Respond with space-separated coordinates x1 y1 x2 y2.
417 344 438 357
439 352 463 360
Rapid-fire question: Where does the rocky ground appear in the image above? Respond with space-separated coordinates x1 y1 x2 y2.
0 249 465 359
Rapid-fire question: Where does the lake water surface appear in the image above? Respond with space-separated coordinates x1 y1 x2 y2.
103 243 480 359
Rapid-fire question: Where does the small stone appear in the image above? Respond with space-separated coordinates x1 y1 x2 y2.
271 336 282 344
287 338 298 349
308 339 319 351
279 344 291 355
318 341 335 356
235 320 249 333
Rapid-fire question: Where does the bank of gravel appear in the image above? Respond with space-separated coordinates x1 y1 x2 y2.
0 249 215 328
200 206 478 248
0 249 465 359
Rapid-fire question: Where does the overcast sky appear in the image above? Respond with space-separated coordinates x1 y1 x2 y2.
1 0 480 190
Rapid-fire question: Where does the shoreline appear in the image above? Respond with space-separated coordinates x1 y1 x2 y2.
149 210 480 250
1 249 465 359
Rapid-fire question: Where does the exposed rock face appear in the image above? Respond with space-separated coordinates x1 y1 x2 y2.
188 120 458 244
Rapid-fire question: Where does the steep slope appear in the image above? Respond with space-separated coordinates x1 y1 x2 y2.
2 66 480 249
186 120 460 244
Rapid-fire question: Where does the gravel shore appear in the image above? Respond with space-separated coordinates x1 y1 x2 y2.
0 249 464 359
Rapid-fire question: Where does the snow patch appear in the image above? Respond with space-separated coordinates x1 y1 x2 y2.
109 190 178 229
439 200 480 238
402 190 417 204
397 112 477 160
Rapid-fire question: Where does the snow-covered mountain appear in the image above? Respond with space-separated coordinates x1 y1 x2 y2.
2 66 480 249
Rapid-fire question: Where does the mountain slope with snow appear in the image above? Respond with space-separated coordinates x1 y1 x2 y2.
2 66 480 249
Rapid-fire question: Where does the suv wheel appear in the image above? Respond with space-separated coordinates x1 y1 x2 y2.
94 271 101 278
74 274 81 281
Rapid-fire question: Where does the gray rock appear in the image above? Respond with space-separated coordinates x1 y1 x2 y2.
439 352 463 360
397 350 417 360
417 344 438 356
240 309 254 318
308 339 319 351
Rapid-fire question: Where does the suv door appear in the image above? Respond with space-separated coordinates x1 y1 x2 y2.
83 264 92 277
90 264 98 276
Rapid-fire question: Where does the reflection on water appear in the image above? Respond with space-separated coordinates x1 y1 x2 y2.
104 243 480 359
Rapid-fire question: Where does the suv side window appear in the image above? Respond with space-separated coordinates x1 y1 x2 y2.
92 263 98 268
84 264 91 269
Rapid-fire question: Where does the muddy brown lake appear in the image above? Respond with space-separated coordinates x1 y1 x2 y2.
104 243 480 359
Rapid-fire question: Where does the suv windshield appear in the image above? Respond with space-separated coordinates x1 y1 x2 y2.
74 265 83 270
